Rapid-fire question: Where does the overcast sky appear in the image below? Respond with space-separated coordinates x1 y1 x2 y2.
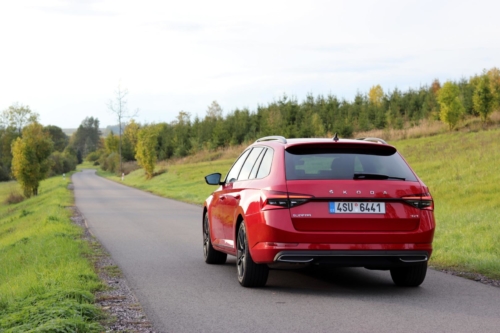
1 0 499 128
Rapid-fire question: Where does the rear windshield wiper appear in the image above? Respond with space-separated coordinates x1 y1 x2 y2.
353 173 406 181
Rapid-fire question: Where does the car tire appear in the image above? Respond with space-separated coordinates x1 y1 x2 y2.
203 214 227 264
237 222 269 287
390 262 427 287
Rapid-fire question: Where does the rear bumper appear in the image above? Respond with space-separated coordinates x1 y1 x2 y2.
274 250 429 268
250 242 433 266
245 209 435 266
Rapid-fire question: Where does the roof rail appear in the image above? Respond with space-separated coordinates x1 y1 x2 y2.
356 137 388 145
255 136 287 144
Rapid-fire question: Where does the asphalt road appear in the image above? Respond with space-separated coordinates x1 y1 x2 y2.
73 169 500 333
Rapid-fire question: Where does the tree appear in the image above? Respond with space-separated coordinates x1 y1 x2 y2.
11 122 53 197
431 79 441 96
107 84 138 174
368 85 384 106
122 119 141 161
44 125 69 152
487 67 500 110
135 126 158 179
172 111 192 157
0 109 9 129
473 74 494 122
2 103 39 134
105 131 119 154
0 104 39 180
438 82 465 129
71 117 101 159
440 97 465 130
206 101 223 120
0 126 19 181
310 113 325 137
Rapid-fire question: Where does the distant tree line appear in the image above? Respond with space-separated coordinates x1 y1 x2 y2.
1 67 499 183
85 67 498 178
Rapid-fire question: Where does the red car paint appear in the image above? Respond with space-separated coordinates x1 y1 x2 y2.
203 137 435 287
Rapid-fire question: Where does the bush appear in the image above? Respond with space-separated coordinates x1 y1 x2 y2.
48 151 78 177
5 191 25 204
99 153 120 174
85 150 103 162
122 161 140 175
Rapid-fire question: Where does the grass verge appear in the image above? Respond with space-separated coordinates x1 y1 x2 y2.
395 128 500 279
0 177 105 332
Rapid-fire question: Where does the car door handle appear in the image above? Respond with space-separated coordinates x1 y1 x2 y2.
233 194 241 200
220 195 226 200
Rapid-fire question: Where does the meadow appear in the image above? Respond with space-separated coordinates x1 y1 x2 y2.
99 127 500 279
0 177 104 332
397 129 500 278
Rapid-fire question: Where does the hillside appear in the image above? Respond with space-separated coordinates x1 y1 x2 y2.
98 127 500 280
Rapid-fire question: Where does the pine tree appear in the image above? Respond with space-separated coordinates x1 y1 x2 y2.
473 74 494 122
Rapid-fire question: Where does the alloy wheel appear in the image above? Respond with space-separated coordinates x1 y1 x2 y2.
237 226 246 279
203 215 210 258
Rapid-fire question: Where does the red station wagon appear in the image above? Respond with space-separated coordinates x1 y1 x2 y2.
203 135 435 287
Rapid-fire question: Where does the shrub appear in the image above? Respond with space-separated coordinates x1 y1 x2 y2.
122 161 140 175
99 153 120 174
5 191 25 204
85 150 103 162
48 151 78 177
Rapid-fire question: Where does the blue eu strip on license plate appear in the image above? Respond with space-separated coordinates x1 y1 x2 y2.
329 202 336 213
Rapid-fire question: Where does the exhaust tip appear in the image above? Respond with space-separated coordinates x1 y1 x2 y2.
277 255 314 263
399 255 428 263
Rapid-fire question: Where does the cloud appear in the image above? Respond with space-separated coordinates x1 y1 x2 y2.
2 0 500 127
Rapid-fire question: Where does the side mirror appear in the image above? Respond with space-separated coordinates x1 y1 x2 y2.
205 173 222 185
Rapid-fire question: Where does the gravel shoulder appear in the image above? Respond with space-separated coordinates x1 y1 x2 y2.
71 207 163 333
430 266 500 288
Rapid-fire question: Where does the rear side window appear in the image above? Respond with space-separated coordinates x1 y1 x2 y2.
225 149 251 183
285 146 417 181
256 149 273 179
238 147 264 180
249 148 266 180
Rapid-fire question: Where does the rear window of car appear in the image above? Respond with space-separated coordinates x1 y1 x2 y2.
285 145 417 181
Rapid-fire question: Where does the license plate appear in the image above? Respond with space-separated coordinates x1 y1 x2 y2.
329 202 386 214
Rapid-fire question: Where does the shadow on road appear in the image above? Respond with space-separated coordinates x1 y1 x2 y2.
221 257 423 297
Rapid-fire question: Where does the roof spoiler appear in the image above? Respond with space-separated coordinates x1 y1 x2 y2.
355 137 388 145
255 136 287 144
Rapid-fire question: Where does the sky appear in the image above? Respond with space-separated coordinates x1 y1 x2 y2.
1 0 499 128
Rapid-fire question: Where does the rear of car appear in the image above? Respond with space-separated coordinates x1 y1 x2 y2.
204 137 435 287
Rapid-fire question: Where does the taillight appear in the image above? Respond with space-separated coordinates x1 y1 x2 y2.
402 192 434 211
260 190 313 210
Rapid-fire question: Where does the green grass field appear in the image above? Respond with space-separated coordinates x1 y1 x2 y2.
0 177 104 332
96 159 234 205
396 129 500 278
100 128 500 280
